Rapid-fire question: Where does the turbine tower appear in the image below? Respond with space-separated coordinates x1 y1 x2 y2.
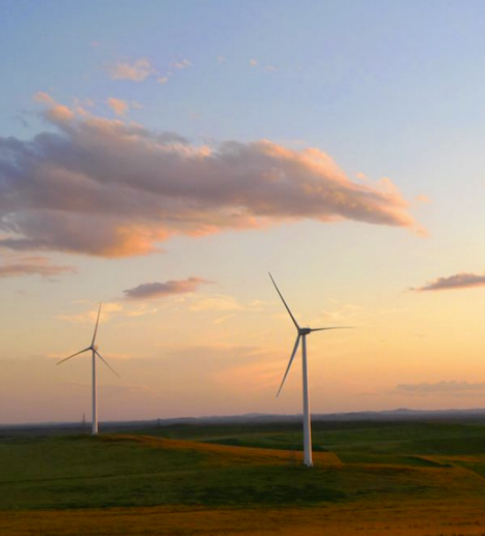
57 303 119 435
269 273 352 467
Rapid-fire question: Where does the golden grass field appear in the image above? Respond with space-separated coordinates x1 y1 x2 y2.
3 498 485 536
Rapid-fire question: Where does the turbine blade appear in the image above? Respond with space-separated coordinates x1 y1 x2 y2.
95 350 120 378
268 272 300 330
310 326 355 332
277 335 301 397
57 347 91 365
91 303 102 346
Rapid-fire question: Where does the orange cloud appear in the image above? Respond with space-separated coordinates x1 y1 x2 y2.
107 98 129 116
108 58 156 81
0 97 422 257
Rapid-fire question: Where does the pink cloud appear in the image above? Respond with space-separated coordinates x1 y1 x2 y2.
412 272 485 292
123 277 209 300
0 256 76 278
0 97 422 257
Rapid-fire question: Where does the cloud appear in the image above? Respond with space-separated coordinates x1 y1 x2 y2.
395 381 485 397
412 272 485 292
0 96 421 257
57 300 161 325
108 58 156 81
170 58 192 70
107 98 129 116
58 302 122 324
156 58 192 84
249 59 258 67
33 92 56 105
123 277 209 300
0 256 76 278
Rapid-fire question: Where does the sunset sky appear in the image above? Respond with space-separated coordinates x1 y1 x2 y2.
2 0 485 424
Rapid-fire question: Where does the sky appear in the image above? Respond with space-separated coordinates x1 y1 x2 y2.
2 0 485 424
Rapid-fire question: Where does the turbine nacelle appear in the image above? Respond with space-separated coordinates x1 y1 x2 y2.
299 328 312 335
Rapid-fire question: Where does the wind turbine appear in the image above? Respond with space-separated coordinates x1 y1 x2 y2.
269 273 352 467
57 303 119 435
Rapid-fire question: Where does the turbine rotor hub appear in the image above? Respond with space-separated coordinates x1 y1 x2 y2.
300 328 312 335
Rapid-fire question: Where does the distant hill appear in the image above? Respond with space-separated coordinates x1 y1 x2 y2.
3 407 485 436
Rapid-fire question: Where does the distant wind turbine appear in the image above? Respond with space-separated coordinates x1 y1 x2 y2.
269 273 352 467
57 303 119 435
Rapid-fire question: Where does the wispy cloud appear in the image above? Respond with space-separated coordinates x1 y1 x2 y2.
107 97 129 116
412 272 485 292
57 300 161 325
123 277 210 300
170 58 192 70
108 58 156 81
156 58 193 85
0 95 421 258
0 256 75 279
106 98 141 116
395 381 485 397
249 59 277 72
58 302 122 324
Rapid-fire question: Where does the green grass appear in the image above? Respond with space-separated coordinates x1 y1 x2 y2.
137 419 485 463
2 419 485 512
0 434 345 510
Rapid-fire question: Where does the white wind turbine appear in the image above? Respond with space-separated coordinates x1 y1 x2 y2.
269 273 352 467
57 304 119 435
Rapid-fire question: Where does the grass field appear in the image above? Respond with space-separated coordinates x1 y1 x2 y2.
2 419 485 535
